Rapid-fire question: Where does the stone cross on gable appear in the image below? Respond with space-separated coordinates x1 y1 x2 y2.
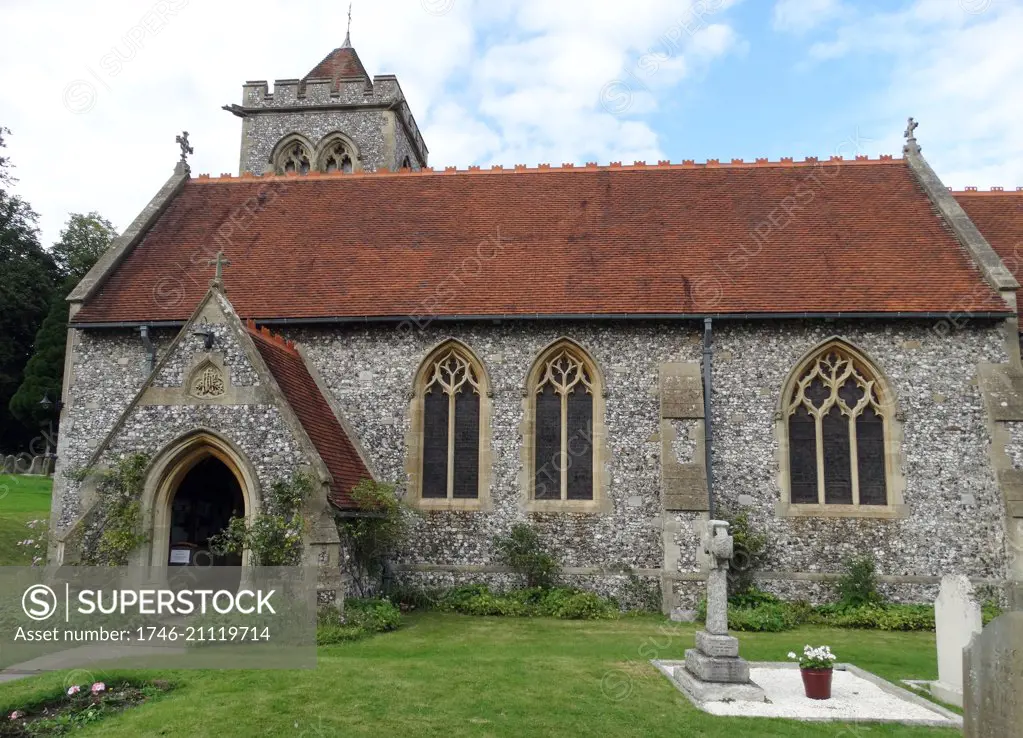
208 250 231 289
904 117 920 154
176 131 193 163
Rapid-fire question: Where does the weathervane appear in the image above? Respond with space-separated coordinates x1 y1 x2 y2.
208 250 232 290
343 2 353 47
903 117 920 154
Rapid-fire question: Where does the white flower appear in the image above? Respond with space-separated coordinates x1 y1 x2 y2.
67 685 80 695
787 652 797 659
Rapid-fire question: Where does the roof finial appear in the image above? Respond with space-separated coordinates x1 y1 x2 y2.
208 250 232 290
175 130 193 174
343 2 352 47
903 117 920 154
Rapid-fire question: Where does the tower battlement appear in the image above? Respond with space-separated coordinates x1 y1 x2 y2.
225 45 428 176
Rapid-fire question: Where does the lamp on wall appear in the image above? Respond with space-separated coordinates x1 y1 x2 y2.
192 318 215 350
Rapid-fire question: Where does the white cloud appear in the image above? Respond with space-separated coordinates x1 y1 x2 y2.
0 0 743 246
793 0 1023 189
772 0 844 34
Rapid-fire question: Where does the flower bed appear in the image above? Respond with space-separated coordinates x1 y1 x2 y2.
3 680 171 736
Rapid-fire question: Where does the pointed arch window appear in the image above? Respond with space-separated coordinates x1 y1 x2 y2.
315 134 359 174
780 340 904 516
524 340 606 509
410 342 491 508
322 141 353 174
273 138 312 175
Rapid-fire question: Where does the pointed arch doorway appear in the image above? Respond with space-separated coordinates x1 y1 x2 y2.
169 456 243 567
145 431 260 577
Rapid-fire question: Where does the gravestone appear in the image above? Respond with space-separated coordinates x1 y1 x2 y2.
929 574 982 707
673 520 765 702
41 456 55 476
1 455 14 474
963 611 1023 737
27 456 43 475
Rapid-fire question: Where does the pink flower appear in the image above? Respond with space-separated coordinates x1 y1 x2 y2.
67 685 80 695
9 711 23 720
90 682 105 694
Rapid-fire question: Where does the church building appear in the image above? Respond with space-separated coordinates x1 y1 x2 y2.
49 37 1023 610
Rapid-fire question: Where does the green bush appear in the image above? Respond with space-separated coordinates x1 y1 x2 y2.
494 523 561 589
982 600 1002 625
727 603 801 632
345 598 402 632
835 555 884 608
813 603 935 631
315 598 402 645
427 584 618 620
539 589 619 620
721 508 769 596
695 587 937 633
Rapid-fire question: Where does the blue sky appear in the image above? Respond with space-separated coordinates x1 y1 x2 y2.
1 0 1020 246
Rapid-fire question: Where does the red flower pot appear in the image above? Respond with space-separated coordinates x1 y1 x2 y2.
800 668 833 700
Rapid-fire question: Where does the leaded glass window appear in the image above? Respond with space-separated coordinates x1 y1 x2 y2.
785 345 888 507
420 346 481 500
532 347 595 501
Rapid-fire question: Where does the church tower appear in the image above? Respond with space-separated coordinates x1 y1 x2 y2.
223 32 428 175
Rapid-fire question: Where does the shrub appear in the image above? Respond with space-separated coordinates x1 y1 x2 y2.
539 589 619 620
494 523 561 589
816 603 934 631
315 598 402 645
721 508 769 596
433 584 618 620
345 598 402 632
335 480 414 597
835 555 884 608
982 599 1002 625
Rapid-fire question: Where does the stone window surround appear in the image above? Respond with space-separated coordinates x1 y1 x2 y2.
520 338 610 514
270 132 313 175
406 339 493 512
269 132 364 175
775 337 908 520
313 131 362 174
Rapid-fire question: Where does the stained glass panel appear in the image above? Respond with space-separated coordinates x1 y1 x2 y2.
566 385 593 500
422 390 448 498
788 405 818 504
534 384 561 500
823 406 853 504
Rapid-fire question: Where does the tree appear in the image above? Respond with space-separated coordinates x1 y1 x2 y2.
10 213 117 433
0 127 56 452
51 211 116 281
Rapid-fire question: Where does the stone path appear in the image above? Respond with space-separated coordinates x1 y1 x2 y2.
0 645 186 684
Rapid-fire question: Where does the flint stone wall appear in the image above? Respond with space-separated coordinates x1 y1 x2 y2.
241 110 390 176
55 318 1013 604
51 326 309 535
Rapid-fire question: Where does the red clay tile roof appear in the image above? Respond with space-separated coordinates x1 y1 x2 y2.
954 190 1023 278
73 158 1011 323
304 46 369 88
247 323 371 508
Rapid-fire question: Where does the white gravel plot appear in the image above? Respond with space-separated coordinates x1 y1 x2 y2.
701 667 955 725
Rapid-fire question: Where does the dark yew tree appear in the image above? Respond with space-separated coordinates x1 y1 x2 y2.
0 127 57 452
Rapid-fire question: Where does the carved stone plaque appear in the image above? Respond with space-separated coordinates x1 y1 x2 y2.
660 363 704 419
190 363 226 398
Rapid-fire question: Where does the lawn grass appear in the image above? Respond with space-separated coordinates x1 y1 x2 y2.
0 474 51 565
0 613 956 737
0 479 954 736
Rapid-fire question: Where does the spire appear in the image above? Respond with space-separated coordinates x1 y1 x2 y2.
343 2 352 48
